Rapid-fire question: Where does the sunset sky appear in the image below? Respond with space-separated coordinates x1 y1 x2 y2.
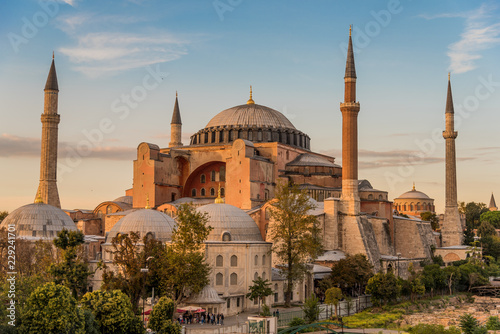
1 0 500 212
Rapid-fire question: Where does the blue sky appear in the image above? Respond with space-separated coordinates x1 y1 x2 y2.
1 0 500 212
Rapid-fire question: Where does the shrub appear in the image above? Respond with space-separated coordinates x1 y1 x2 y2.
261 304 271 317
486 316 500 330
149 297 176 332
408 323 461 334
459 313 480 334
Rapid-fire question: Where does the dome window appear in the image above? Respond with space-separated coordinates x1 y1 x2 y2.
222 232 231 241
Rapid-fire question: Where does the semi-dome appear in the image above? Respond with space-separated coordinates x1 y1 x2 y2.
0 202 77 239
113 196 133 205
190 99 310 150
105 209 176 243
197 203 263 242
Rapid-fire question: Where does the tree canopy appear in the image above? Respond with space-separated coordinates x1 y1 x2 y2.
459 202 488 228
268 182 324 307
480 211 500 229
246 276 273 314
420 211 440 231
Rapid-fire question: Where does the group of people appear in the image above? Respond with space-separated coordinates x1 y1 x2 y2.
177 312 224 325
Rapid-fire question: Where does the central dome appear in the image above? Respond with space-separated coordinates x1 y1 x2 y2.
206 104 296 130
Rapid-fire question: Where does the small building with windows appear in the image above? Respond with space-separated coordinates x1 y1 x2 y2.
393 184 435 217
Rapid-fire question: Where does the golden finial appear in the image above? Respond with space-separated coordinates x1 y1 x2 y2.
215 183 225 204
412 182 416 191
145 194 151 209
35 190 43 204
247 85 255 105
349 25 352 37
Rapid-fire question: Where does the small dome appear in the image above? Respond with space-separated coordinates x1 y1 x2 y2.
106 209 176 243
197 203 263 242
396 189 432 200
113 196 133 205
0 202 77 239
206 104 296 130
184 285 225 304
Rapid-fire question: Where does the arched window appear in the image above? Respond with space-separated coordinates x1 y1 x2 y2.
191 189 197 197
416 203 420 210
230 273 237 285
254 272 259 280
200 174 206 183
222 232 231 241
368 194 374 200
216 273 223 285
262 272 266 280
254 255 258 266
379 194 383 200
210 188 215 196
403 204 407 211
221 187 225 196
211 170 216 181
410 203 414 211
262 254 266 265
220 166 226 181
201 188 206 196
216 255 223 267
106 205 113 214
230 255 237 267
274 284 278 291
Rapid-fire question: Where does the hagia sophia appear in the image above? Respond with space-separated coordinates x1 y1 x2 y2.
1 29 469 315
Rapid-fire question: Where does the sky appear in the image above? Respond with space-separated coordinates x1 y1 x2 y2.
1 0 500 213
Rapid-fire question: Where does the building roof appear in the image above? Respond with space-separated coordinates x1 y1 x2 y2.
315 250 346 262
171 94 182 124
197 203 263 242
205 104 296 130
286 153 338 168
490 193 497 209
0 202 77 239
184 285 225 304
44 56 59 91
113 196 133 205
446 74 454 114
105 209 176 243
395 184 432 200
345 27 356 79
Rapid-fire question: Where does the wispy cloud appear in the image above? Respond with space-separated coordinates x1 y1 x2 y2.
0 134 135 160
422 4 500 73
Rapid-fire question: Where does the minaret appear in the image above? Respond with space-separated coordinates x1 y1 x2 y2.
489 193 498 211
169 92 183 148
340 25 361 215
441 73 462 246
36 53 61 208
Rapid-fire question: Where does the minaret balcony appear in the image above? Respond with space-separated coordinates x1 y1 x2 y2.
442 130 458 139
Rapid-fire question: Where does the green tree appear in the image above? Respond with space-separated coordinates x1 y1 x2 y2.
83 309 100 334
481 235 500 261
365 272 400 306
302 294 322 324
20 282 84 334
443 265 461 295
246 276 273 314
319 254 373 297
420 211 440 231
459 313 480 334
463 222 476 246
268 182 324 307
0 211 8 223
81 289 144 334
480 210 500 228
459 202 488 228
477 220 497 237
324 287 342 318
49 229 92 298
149 297 179 333
421 264 446 297
486 316 500 330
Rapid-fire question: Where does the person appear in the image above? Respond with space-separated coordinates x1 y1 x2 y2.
220 313 224 325
201 314 205 324
217 313 220 325
276 309 280 318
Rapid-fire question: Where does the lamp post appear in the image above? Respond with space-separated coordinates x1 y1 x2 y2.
141 256 155 326
396 253 401 278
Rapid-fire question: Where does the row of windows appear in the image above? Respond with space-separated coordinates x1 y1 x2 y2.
200 168 226 184
191 187 225 197
215 254 267 267
215 271 267 285
367 194 385 201
396 203 434 212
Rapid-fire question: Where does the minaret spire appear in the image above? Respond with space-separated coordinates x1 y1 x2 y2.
169 92 183 148
489 193 498 211
441 73 462 246
36 54 61 208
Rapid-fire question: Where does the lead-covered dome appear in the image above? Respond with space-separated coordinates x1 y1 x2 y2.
197 203 263 242
190 100 310 150
0 202 77 239
105 209 176 243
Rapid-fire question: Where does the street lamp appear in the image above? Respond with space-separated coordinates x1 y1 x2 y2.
396 253 401 278
141 256 155 325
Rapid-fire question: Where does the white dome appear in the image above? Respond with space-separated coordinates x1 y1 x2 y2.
106 209 176 243
197 203 263 242
0 202 77 239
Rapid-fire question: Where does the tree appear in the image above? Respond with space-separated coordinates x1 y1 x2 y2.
365 271 400 306
463 222 476 246
81 289 144 334
443 265 461 295
480 210 500 228
0 211 8 223
486 316 500 330
459 313 481 334
302 294 322 324
246 276 273 314
49 229 92 298
149 297 180 334
319 254 373 297
421 264 446 297
477 221 497 238
459 202 488 228
420 211 439 231
20 282 84 334
408 324 461 334
268 182 324 307
481 235 500 261
324 287 342 318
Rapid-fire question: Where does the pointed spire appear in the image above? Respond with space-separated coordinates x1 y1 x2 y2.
490 193 497 209
446 72 454 114
45 53 59 91
247 85 255 104
345 25 356 79
171 92 182 124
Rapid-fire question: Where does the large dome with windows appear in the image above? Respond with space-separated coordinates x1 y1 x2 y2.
105 208 176 244
0 202 77 239
190 100 310 150
197 203 263 242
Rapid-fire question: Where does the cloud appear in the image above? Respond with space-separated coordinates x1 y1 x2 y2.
424 4 500 73
0 134 135 160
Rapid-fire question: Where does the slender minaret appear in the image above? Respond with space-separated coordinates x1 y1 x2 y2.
169 92 183 148
36 53 61 208
340 25 361 215
441 73 462 246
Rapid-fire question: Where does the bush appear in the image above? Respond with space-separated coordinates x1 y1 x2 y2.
408 323 461 334
289 317 306 327
149 297 176 332
486 316 500 330
459 313 480 334
302 294 322 324
261 304 271 317
342 309 403 328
